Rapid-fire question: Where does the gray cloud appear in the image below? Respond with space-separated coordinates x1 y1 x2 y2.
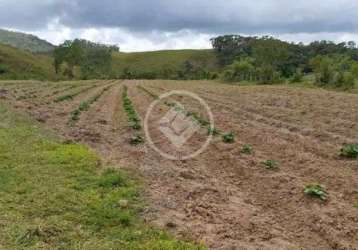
1 0 358 34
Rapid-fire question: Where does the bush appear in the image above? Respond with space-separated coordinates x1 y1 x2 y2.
290 68 303 83
342 72 355 89
0 64 7 74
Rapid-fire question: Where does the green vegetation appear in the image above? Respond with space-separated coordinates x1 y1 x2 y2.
69 85 112 123
212 35 358 89
54 39 119 79
54 84 98 102
222 132 235 143
304 184 328 201
241 144 253 154
130 134 145 145
122 86 143 132
0 44 55 80
261 160 279 170
112 49 218 80
0 103 202 249
0 29 55 53
340 144 358 159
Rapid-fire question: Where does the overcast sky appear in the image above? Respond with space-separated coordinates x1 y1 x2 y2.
1 0 358 51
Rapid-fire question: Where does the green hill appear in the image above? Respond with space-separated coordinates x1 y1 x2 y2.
112 49 219 78
0 44 56 80
0 29 55 53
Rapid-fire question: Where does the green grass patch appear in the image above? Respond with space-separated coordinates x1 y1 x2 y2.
0 103 203 249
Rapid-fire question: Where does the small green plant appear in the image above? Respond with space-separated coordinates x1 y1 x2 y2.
304 184 328 201
122 87 142 130
262 160 278 170
241 144 253 154
130 134 144 145
69 109 81 122
340 144 358 159
222 132 235 143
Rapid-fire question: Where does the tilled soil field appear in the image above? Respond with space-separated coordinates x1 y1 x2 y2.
0 80 357 250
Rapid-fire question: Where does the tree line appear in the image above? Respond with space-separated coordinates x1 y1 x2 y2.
211 35 358 88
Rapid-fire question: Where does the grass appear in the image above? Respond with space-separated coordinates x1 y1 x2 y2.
112 49 217 77
304 184 328 201
0 44 55 80
69 85 112 123
0 102 203 249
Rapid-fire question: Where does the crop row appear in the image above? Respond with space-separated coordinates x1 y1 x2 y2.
137 85 235 143
69 85 112 124
122 86 144 145
54 84 98 103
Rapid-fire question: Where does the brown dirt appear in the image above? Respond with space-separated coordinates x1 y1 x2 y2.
0 80 357 250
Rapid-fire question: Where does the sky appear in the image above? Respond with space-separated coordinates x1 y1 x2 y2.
1 0 358 52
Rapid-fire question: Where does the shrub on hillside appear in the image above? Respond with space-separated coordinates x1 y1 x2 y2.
0 64 7 74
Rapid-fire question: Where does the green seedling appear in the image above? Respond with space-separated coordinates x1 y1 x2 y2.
340 144 358 159
304 184 328 201
241 144 253 154
262 160 278 170
130 134 144 145
222 132 235 143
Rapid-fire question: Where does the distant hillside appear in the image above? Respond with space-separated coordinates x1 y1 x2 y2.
0 44 56 80
0 29 55 53
112 49 219 78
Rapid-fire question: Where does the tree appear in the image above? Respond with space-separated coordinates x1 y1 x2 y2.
53 39 119 79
